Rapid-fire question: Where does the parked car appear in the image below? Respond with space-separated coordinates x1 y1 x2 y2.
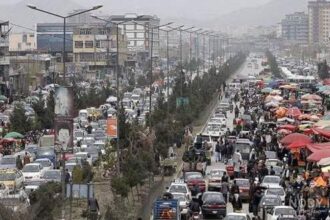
201 191 226 218
22 163 44 182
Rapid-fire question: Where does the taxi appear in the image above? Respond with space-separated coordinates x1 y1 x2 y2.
0 169 24 192
166 179 191 200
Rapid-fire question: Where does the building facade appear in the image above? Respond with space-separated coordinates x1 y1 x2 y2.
72 24 128 73
9 33 36 53
281 12 309 44
109 14 160 64
308 0 330 45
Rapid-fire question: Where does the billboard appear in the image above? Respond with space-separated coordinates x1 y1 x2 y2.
54 117 73 150
107 118 118 138
54 86 74 117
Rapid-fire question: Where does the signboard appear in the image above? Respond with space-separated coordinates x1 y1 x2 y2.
54 117 73 150
54 86 74 117
107 117 118 138
176 97 189 108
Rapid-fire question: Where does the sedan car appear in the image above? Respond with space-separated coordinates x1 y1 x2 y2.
265 186 286 204
0 155 17 169
225 213 251 220
267 206 296 220
34 158 53 170
234 178 250 200
41 170 61 183
22 163 44 182
207 169 226 191
171 192 189 217
258 195 282 218
201 192 226 218
184 172 206 192
261 175 281 188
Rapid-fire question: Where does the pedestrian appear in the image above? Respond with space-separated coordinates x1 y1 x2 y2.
270 166 275 175
252 188 262 217
16 155 23 170
231 180 240 195
222 171 229 183
23 152 30 165
231 193 242 212
215 141 221 162
221 180 229 203
65 169 71 183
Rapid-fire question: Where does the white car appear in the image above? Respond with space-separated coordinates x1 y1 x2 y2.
167 180 191 200
265 186 286 204
171 192 189 216
211 114 227 125
267 206 296 220
261 175 281 188
74 152 92 166
225 213 251 220
22 163 44 182
35 158 54 170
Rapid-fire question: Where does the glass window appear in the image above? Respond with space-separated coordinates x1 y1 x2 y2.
75 41 83 48
137 33 144 38
126 24 134 30
85 41 94 48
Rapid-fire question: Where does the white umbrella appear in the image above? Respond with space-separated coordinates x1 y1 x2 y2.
318 157 330 166
106 96 117 103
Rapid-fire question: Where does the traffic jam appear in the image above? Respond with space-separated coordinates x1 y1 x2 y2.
152 53 330 220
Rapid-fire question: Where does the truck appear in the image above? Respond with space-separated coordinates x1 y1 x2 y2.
38 135 55 148
152 197 180 220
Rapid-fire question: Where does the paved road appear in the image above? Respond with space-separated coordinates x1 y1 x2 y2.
202 55 264 219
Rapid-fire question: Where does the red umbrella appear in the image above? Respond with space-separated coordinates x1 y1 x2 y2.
307 150 330 162
278 124 296 131
280 133 312 145
278 129 292 135
286 140 309 149
286 107 302 118
324 79 330 85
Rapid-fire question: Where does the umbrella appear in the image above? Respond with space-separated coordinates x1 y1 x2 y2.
286 139 309 149
301 94 322 101
318 85 330 92
318 157 330 166
286 107 302 118
106 96 117 103
278 124 296 131
307 150 330 162
265 101 279 107
298 114 311 120
280 133 312 145
277 129 292 135
311 115 320 122
261 87 273 93
276 107 287 118
4 132 24 139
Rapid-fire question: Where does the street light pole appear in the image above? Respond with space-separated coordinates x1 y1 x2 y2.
27 4 103 83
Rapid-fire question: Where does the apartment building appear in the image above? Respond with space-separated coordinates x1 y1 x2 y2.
281 12 309 44
308 0 330 45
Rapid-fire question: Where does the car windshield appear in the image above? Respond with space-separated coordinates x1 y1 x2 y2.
172 194 185 202
236 179 249 187
43 171 60 179
263 176 280 183
169 185 187 193
23 165 40 172
37 148 54 156
185 173 203 180
225 216 246 220
267 188 285 196
1 158 16 164
275 208 296 216
203 193 224 202
261 197 282 206
210 170 224 177
0 173 16 181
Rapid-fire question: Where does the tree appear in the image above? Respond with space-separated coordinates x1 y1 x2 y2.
111 176 129 198
9 104 32 134
318 60 330 79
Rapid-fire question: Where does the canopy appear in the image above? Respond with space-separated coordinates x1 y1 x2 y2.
301 94 322 101
280 133 312 145
307 150 330 162
277 129 292 135
311 127 330 139
278 124 296 131
307 142 330 153
4 132 24 139
318 157 330 166
286 139 309 149
261 87 273 93
314 120 330 129
286 107 302 118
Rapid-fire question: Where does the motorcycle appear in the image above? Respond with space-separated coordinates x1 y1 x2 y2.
190 212 200 220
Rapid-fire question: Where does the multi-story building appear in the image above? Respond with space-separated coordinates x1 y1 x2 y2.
281 12 309 44
308 0 330 45
9 33 36 54
72 24 128 74
108 14 160 65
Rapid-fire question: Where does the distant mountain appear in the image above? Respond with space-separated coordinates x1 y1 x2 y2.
213 0 309 28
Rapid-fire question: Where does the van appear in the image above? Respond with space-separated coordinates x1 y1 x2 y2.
0 169 24 192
